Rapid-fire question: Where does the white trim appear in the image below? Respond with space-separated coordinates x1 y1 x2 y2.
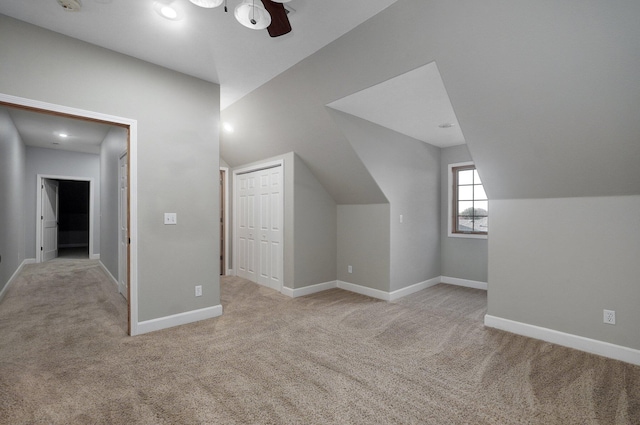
337 280 391 301
90 254 100 260
484 315 640 366
136 305 223 335
0 93 140 337
389 277 441 301
447 161 488 240
441 276 487 290
281 281 337 298
98 261 119 288
36 175 95 262
220 166 230 275
0 259 36 303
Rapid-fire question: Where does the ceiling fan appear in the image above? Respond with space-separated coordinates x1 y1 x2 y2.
190 0 292 38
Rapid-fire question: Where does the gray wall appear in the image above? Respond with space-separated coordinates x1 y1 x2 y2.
0 108 26 295
337 204 390 291
0 15 220 323
489 196 640 350
330 110 440 291
293 154 337 288
440 145 488 283
24 147 100 259
100 127 128 279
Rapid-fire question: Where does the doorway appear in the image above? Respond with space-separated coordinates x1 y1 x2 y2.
1 93 138 335
37 175 94 263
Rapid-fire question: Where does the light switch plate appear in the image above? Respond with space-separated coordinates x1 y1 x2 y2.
164 212 177 225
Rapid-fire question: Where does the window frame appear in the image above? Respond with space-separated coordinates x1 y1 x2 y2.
448 161 488 239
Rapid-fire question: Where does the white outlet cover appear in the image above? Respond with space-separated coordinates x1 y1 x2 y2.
603 309 616 325
164 212 177 225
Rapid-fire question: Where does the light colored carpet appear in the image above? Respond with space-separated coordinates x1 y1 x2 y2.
0 259 638 424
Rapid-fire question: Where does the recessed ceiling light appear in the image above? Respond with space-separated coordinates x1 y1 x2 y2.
153 1 181 20
59 133 69 138
438 123 456 129
223 122 234 133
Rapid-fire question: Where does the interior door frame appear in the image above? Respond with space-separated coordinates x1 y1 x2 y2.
220 166 230 275
233 159 284 292
1 93 139 336
36 175 94 262
118 151 129 299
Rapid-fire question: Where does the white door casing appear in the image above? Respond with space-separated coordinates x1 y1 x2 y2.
234 162 283 292
41 179 59 262
118 152 129 299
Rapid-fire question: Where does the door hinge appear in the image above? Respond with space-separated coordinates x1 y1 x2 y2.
40 247 43 251
41 216 43 220
128 238 131 244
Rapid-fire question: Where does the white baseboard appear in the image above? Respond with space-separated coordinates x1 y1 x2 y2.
484 314 640 366
0 258 35 303
281 281 337 298
389 276 441 301
441 276 487 290
136 304 223 335
281 276 485 302
337 280 391 301
98 261 119 288
90 253 100 260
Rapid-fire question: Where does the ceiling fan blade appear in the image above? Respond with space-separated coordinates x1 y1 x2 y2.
262 0 291 37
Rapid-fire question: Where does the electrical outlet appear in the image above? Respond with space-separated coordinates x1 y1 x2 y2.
195 285 202 297
603 309 616 325
348 265 353 274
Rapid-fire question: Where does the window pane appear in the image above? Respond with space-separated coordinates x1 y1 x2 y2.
458 201 473 216
474 200 488 215
474 217 488 233
458 185 473 201
474 185 487 200
457 217 474 232
458 169 474 185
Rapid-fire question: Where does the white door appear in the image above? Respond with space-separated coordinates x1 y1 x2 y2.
235 164 283 291
118 152 129 299
237 172 257 282
41 179 59 262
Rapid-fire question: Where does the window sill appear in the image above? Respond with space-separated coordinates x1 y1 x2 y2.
448 232 488 240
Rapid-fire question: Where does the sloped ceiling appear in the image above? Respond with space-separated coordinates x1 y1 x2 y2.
222 0 640 202
326 62 465 148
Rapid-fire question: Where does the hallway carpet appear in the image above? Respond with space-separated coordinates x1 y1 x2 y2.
0 260 638 424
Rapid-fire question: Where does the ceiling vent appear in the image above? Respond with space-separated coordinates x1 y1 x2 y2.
57 0 82 12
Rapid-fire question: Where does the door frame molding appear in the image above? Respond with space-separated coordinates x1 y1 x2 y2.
220 166 230 276
36 175 94 262
233 159 284 292
1 93 139 336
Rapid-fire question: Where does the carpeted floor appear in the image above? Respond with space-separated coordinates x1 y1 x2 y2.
0 260 638 424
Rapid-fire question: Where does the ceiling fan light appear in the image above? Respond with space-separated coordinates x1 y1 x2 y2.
271 0 292 3
235 0 271 30
188 0 223 8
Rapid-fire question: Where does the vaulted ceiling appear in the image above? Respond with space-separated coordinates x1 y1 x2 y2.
2 1 639 204
221 0 640 202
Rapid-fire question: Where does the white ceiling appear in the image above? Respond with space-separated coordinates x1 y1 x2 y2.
327 62 465 148
2 106 115 154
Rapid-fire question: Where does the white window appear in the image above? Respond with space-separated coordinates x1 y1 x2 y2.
448 162 488 239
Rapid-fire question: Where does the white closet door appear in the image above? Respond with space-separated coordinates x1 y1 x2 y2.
256 166 282 290
236 172 257 282
235 164 283 291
